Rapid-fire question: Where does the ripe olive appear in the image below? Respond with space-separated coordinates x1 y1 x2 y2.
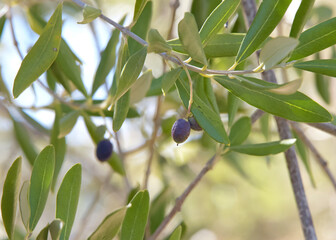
171 118 191 144
188 116 202 131
96 139 113 161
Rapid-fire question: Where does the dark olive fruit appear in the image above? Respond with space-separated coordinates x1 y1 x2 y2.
171 118 191 144
188 116 202 131
96 139 113 161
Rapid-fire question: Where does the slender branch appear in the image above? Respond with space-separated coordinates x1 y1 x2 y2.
241 1 317 239
251 109 265 124
305 122 336 137
148 153 220 240
291 122 336 191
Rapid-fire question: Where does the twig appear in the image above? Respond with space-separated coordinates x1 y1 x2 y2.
291 122 336 191
71 0 294 77
241 1 317 239
114 131 131 190
123 140 149 156
305 122 336 137
251 109 265 124
148 153 220 240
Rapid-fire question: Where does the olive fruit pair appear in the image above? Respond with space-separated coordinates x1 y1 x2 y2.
96 139 113 162
171 117 202 144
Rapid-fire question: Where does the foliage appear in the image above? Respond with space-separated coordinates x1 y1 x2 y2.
0 0 335 239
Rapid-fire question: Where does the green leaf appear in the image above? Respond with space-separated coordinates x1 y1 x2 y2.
130 70 153 104
293 59 336 78
91 17 125 96
88 207 127 240
176 74 229 143
0 15 6 40
228 92 239 127
169 33 245 58
29 145 55 231
13 3 63 98
78 5 101 24
58 111 80 138
113 91 131 132
161 68 182 96
49 219 64 240
289 0 315 38
199 0 240 46
53 39 87 97
129 1 152 55
214 75 332 122
315 71 330 104
229 117 251 146
133 0 148 23
82 112 104 144
235 0 292 65
51 104 67 191
1 157 22 239
147 29 172 53
19 181 30 231
107 153 126 176
36 223 49 240
289 17 336 61
56 164 82 240
259 37 299 70
113 47 147 103
11 117 38 166
120 190 150 240
178 12 208 66
0 66 11 99
191 0 221 29
230 139 296 156
149 188 171 233
168 226 182 240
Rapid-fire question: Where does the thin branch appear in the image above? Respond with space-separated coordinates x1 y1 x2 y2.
241 1 317 239
291 122 336 191
251 109 265 124
148 153 220 240
305 122 336 137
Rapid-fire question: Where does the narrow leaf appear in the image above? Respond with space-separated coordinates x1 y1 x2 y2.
199 0 240 46
289 17 336 61
19 181 30 231
191 0 221 29
58 111 80 138
133 0 148 23
82 112 104 144
0 15 6 40
1 157 22 239
149 188 171 233
169 226 182 240
91 17 125 95
176 74 229 143
235 0 292 64
11 117 38 165
107 153 126 176
293 59 336 78
229 117 251 145
88 207 127 240
78 5 101 24
120 190 150 240
178 12 207 66
228 92 239 127
289 0 315 38
113 47 147 102
267 79 302 95
29 145 55 231
147 29 172 53
49 219 64 240
214 76 332 122
259 37 299 70
13 3 63 98
230 139 296 156
169 33 245 58
36 224 49 240
161 68 182 96
113 91 130 132
56 164 82 240
130 70 153 104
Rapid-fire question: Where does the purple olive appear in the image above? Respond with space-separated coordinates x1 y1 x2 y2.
171 119 191 144
188 116 202 131
96 139 113 161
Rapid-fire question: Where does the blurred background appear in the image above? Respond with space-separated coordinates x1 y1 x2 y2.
0 0 335 239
